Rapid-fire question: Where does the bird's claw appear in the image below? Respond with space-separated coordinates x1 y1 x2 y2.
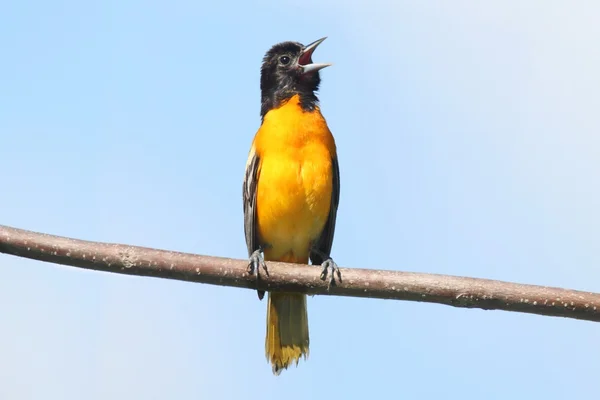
247 248 268 277
248 248 268 300
319 258 341 290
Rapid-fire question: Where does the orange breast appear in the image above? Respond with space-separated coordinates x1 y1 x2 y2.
253 95 336 264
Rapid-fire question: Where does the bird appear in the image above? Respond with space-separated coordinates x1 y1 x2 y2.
242 37 341 375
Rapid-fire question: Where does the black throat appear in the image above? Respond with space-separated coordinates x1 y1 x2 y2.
260 88 319 122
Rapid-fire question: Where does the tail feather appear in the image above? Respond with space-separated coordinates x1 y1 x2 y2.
265 292 309 375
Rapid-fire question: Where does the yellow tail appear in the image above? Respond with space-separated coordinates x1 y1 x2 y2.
265 292 309 375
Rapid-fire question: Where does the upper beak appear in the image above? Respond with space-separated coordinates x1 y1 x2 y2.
298 37 332 74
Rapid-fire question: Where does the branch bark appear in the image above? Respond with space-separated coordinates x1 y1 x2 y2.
1 224 599 322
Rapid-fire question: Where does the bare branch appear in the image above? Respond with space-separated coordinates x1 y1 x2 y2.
1 224 599 322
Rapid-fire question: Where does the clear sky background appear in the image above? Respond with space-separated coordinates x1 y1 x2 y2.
1 1 599 399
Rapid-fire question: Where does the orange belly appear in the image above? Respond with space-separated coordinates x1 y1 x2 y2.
256 145 333 264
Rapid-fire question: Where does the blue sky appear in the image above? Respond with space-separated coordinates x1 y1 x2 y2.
1 1 599 398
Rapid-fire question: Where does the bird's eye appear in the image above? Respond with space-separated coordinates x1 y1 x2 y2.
279 55 291 65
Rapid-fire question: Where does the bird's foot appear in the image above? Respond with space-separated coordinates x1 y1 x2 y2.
247 248 269 300
319 257 342 290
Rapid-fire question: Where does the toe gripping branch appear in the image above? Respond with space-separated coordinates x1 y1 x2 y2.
319 257 342 290
248 247 269 300
311 248 342 290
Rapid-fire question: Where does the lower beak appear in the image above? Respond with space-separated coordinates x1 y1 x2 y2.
299 37 332 74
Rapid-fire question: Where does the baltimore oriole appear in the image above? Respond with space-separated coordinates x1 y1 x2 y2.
243 37 340 375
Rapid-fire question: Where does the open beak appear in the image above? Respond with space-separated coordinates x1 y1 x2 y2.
298 37 332 74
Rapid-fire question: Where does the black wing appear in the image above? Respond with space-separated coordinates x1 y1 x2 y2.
243 149 264 298
310 156 340 265
243 149 260 256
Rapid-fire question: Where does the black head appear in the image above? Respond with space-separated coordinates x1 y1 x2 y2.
260 37 331 119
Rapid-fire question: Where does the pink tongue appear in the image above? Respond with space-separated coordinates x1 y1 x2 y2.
298 51 313 66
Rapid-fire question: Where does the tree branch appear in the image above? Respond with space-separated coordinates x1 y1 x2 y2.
1 224 599 322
